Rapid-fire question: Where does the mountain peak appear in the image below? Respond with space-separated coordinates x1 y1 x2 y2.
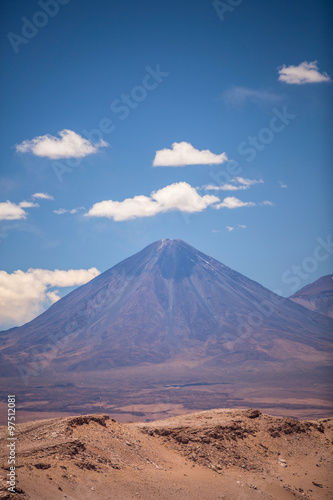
155 238 186 247
140 238 199 262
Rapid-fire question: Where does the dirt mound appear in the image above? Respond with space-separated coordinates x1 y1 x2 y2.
0 409 332 499
137 408 333 495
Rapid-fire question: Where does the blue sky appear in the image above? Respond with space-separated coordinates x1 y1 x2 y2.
0 0 332 329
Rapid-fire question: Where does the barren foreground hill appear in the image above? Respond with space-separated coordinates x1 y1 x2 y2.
1 409 332 500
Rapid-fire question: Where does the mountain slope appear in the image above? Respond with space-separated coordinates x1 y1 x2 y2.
289 275 333 318
1 239 332 375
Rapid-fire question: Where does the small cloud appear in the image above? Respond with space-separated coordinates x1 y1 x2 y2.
236 177 263 188
279 181 288 188
54 208 67 215
70 206 85 214
223 86 281 106
32 193 54 200
54 206 85 215
85 182 219 221
212 229 222 233
205 177 263 191
16 129 108 160
0 200 38 221
153 141 228 167
278 61 330 84
260 200 274 206
18 201 39 208
0 267 100 329
215 197 256 209
226 225 246 232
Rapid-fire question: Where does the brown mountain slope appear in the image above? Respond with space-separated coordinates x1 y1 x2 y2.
289 275 333 318
0 410 332 499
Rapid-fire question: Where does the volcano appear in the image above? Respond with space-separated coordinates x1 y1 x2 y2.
1 239 332 421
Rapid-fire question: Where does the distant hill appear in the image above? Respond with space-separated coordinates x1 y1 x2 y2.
289 275 333 318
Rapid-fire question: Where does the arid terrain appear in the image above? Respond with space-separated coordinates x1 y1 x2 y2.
0 409 332 499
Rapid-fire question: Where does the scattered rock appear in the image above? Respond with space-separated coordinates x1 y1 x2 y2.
75 461 100 471
67 414 110 429
33 463 51 470
245 409 261 419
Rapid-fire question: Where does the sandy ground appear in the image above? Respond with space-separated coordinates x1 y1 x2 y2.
0 408 332 499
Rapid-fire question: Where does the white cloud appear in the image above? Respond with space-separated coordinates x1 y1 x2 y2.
85 182 220 221
0 201 38 221
70 207 84 214
236 177 263 188
153 141 228 167
223 86 281 105
32 193 54 200
260 200 274 206
205 184 238 191
226 224 247 232
215 225 247 234
215 197 256 209
18 201 39 208
205 177 263 191
16 129 108 160
279 181 288 188
54 206 85 215
278 61 331 84
0 267 100 330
